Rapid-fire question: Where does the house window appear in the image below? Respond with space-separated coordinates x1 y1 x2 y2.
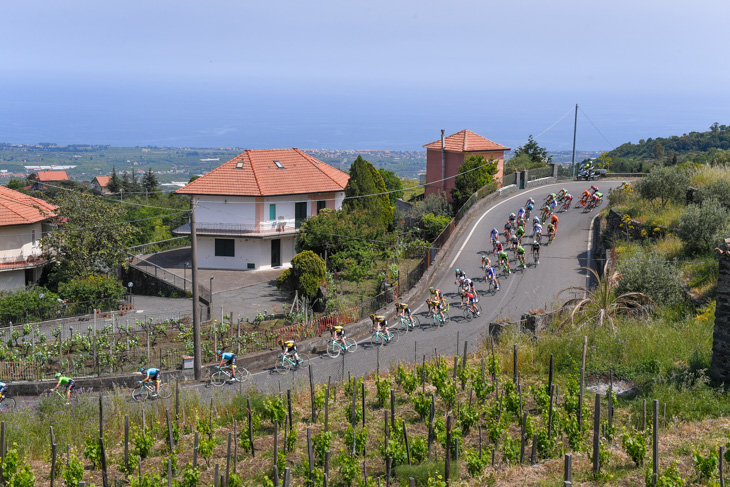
214 239 235 257
273 160 284 169
317 200 326 214
269 204 276 221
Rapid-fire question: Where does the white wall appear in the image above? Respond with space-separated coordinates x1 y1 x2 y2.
195 197 256 227
0 223 42 260
0 270 26 292
198 236 295 270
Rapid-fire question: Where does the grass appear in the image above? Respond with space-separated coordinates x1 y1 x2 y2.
614 201 685 228
690 163 730 187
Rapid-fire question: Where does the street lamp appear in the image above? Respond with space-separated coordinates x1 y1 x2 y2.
39 293 45 320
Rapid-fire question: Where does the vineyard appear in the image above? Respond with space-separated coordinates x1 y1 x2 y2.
1 326 727 487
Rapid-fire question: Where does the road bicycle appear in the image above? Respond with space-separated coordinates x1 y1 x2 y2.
585 198 603 211
210 365 251 387
500 259 511 276
273 353 310 375
516 253 527 270
426 299 450 318
132 381 172 402
485 275 499 294
325 336 358 358
559 200 571 212
547 231 556 245
42 388 81 405
370 328 399 347
534 231 542 243
430 311 449 327
532 249 540 266
540 206 551 223
462 303 481 322
0 394 16 411
395 315 421 333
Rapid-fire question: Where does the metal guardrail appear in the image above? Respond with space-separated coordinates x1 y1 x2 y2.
129 236 190 256
128 253 210 300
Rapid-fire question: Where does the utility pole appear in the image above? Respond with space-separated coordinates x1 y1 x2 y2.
191 197 202 380
571 104 578 178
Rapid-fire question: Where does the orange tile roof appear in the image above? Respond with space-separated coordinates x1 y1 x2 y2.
0 186 57 226
177 148 350 197
36 170 69 182
423 129 510 152
94 176 111 187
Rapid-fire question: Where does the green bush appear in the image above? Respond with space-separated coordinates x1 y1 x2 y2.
621 428 648 466
59 274 125 309
421 213 452 241
695 178 730 209
0 287 59 324
635 166 689 208
676 197 730 255
275 251 326 299
616 246 685 305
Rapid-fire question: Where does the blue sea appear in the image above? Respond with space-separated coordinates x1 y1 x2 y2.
2 77 728 152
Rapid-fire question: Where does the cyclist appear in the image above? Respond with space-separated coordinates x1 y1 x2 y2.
463 289 480 316
508 212 516 224
544 192 557 203
0 381 8 400
53 373 75 404
525 200 534 218
525 197 535 208
279 338 301 366
493 238 504 256
140 366 161 396
503 220 513 240
546 222 556 243
482 255 491 270
556 188 568 202
330 324 348 349
590 185 599 194
515 244 527 268
594 191 603 204
548 196 558 212
426 297 446 321
490 227 500 250
217 350 237 379
455 268 466 281
429 286 444 304
579 188 592 207
498 249 511 274
533 220 543 241
370 314 392 340
395 301 414 325
509 234 519 252
484 263 500 291
515 224 525 243
561 193 573 210
517 207 526 220
550 214 559 232
531 240 541 264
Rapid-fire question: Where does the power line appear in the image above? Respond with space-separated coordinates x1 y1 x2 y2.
533 107 575 140
579 106 616 150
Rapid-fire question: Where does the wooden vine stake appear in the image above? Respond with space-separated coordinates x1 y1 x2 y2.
652 399 659 487
579 336 587 431
592 393 601 476
445 415 452 483
247 396 255 457
564 453 573 486
719 445 725 487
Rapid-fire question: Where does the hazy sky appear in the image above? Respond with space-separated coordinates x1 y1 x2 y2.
2 0 729 151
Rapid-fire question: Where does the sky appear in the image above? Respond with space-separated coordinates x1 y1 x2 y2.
2 0 729 152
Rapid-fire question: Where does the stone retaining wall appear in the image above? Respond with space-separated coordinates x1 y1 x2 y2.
710 239 730 383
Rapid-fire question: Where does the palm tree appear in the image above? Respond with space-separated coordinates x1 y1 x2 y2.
558 260 652 331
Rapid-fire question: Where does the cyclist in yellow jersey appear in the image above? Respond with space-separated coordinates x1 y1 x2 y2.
395 301 414 323
370 314 391 340
329 324 347 349
278 338 301 366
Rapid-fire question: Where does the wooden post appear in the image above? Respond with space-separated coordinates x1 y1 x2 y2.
283 467 290 487
445 415 452 482
720 445 725 487
531 433 537 466
652 399 659 486
361 381 366 427
99 393 104 440
592 393 601 475
233 420 238 471
167 459 173 487
390 389 395 430
175 380 180 421
124 415 129 472
193 430 199 468
520 412 526 464
287 389 293 431
422 355 426 394
403 420 411 465
166 408 174 452
564 453 573 486
142 410 146 436
513 344 517 383
386 457 392 487
548 384 555 439
608 373 614 438
324 450 330 478
273 466 280 487
351 378 357 426
307 427 314 486
548 353 554 395
100 437 109 487
247 396 255 457
214 464 219 487
309 364 316 422
225 432 232 487
273 420 279 474
324 387 330 432
50 443 57 487
579 336 587 432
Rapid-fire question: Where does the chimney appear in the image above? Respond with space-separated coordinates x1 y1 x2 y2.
441 129 446 190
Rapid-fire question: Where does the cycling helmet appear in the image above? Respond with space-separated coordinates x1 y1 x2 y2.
217 350 222 355
518 207 525 212
55 372 61 378
533 216 540 223
562 188 567 193
369 314 375 320
139 367 145 373
528 198 534 204
455 268 460 274
492 227 498 233
509 212 516 219
591 185 598 191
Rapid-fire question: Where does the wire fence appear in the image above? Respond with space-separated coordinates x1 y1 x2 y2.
0 295 133 327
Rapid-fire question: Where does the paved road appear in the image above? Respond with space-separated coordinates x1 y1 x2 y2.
212 180 624 397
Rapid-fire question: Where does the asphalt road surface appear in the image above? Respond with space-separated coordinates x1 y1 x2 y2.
204 180 625 400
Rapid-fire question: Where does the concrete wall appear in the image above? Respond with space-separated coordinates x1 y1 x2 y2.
0 222 42 257
198 235 295 270
710 239 730 383
524 177 556 189
425 149 505 201
0 269 25 291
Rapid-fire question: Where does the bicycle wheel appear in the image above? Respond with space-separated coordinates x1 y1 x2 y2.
295 354 309 369
441 311 450 324
0 397 16 411
131 386 147 402
399 319 411 333
345 338 358 353
326 339 341 358
386 329 400 344
409 316 421 329
274 356 291 375
371 332 384 348
211 371 226 387
463 307 473 322
158 383 172 399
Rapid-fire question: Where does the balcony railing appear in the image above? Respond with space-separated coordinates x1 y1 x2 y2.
0 254 45 271
173 221 298 237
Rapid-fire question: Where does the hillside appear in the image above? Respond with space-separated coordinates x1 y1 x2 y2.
605 123 730 162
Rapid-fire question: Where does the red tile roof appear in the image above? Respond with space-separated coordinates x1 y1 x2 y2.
177 148 350 197
94 176 111 187
36 170 69 182
0 186 57 227
423 129 510 152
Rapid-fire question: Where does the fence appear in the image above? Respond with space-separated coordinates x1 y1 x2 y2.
528 166 554 181
0 294 132 327
128 253 210 298
128 236 190 256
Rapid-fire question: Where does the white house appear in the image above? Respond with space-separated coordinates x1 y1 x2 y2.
175 148 349 270
0 186 57 291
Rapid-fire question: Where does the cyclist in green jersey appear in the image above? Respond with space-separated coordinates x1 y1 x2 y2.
515 244 527 268
53 373 75 404
497 249 511 274
515 225 525 243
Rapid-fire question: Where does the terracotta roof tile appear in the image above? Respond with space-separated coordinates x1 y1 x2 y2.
177 148 350 197
423 129 510 152
0 186 57 227
36 170 69 182
94 176 111 187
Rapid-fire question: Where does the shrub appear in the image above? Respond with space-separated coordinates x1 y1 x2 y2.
695 178 730 209
676 197 730 255
636 166 689 208
616 246 685 305
421 213 452 241
64 453 85 487
0 287 59 324
131 427 154 459
646 461 686 486
692 448 718 480
59 274 126 309
275 251 326 300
